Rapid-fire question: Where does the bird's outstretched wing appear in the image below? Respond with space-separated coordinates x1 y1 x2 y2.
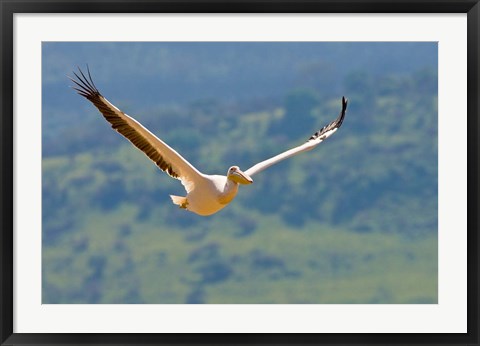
69 67 204 193
244 96 347 177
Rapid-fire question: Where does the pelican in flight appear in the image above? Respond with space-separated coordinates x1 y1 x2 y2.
70 67 348 216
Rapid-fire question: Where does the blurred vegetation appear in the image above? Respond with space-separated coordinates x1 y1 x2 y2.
42 43 437 304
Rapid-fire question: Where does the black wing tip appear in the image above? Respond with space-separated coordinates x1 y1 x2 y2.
68 65 101 98
308 96 348 141
337 95 348 128
342 96 348 112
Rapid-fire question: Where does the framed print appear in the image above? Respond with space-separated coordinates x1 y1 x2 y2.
1 0 479 345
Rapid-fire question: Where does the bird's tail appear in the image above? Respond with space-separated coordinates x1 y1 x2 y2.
170 195 188 209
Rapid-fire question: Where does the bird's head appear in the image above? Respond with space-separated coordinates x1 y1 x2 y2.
227 166 253 185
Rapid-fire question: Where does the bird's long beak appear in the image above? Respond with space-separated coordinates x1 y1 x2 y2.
230 170 253 184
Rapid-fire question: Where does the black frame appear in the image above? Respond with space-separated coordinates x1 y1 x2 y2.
1 1 479 345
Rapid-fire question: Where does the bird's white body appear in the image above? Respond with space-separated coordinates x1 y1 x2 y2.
176 174 239 216
71 67 347 216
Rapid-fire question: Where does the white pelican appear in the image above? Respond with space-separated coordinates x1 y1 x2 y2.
70 67 347 216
